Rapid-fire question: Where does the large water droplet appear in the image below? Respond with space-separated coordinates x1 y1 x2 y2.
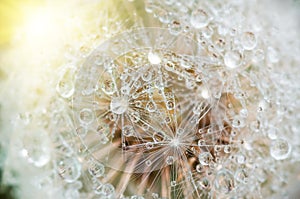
198 152 212 165
224 51 242 69
214 169 235 194
146 101 157 112
110 96 128 114
166 156 175 165
79 108 94 125
241 32 257 50
100 183 115 197
57 156 81 183
270 139 291 160
101 79 116 95
168 20 182 35
190 9 210 29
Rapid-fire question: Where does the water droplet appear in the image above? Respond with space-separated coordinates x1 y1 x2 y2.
168 20 182 35
100 183 115 197
267 127 277 140
110 96 128 114
190 9 210 29
270 139 291 160
57 156 81 183
122 125 134 137
79 108 94 125
148 52 161 65
235 169 248 184
146 101 157 112
198 152 212 165
232 116 245 128
224 145 232 154
101 79 116 95
166 100 174 110
252 49 264 63
88 160 105 177
241 32 257 50
152 132 166 142
196 164 204 173
197 178 210 189
214 169 235 194
142 70 153 81
239 109 248 118
236 154 246 164
146 142 154 149
76 126 87 137
56 68 75 98
166 156 175 165
198 139 205 146
224 50 242 69
171 180 176 187
158 10 172 24
145 160 152 166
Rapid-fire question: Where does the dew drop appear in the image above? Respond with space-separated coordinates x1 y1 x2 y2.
122 125 134 137
146 142 154 149
270 139 291 160
190 9 210 29
101 79 116 95
267 127 277 140
166 156 175 165
171 180 177 187
142 70 153 81
88 160 105 177
57 156 81 183
146 160 152 166
198 152 212 166
146 101 157 112
79 108 94 125
168 20 182 36
224 50 242 69
235 169 248 184
100 183 115 197
110 96 128 114
56 73 74 98
214 169 235 194
196 164 204 173
197 178 210 189
224 145 232 154
241 32 257 50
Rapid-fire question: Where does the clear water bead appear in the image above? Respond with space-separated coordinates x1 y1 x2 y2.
224 50 242 69
100 183 115 197
110 96 129 114
88 160 105 177
79 108 94 125
214 169 235 194
270 139 291 160
198 152 212 166
190 9 210 29
166 156 175 165
241 32 257 50
57 156 81 183
122 125 134 137
56 68 75 98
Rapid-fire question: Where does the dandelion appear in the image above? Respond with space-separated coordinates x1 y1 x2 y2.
0 0 300 199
